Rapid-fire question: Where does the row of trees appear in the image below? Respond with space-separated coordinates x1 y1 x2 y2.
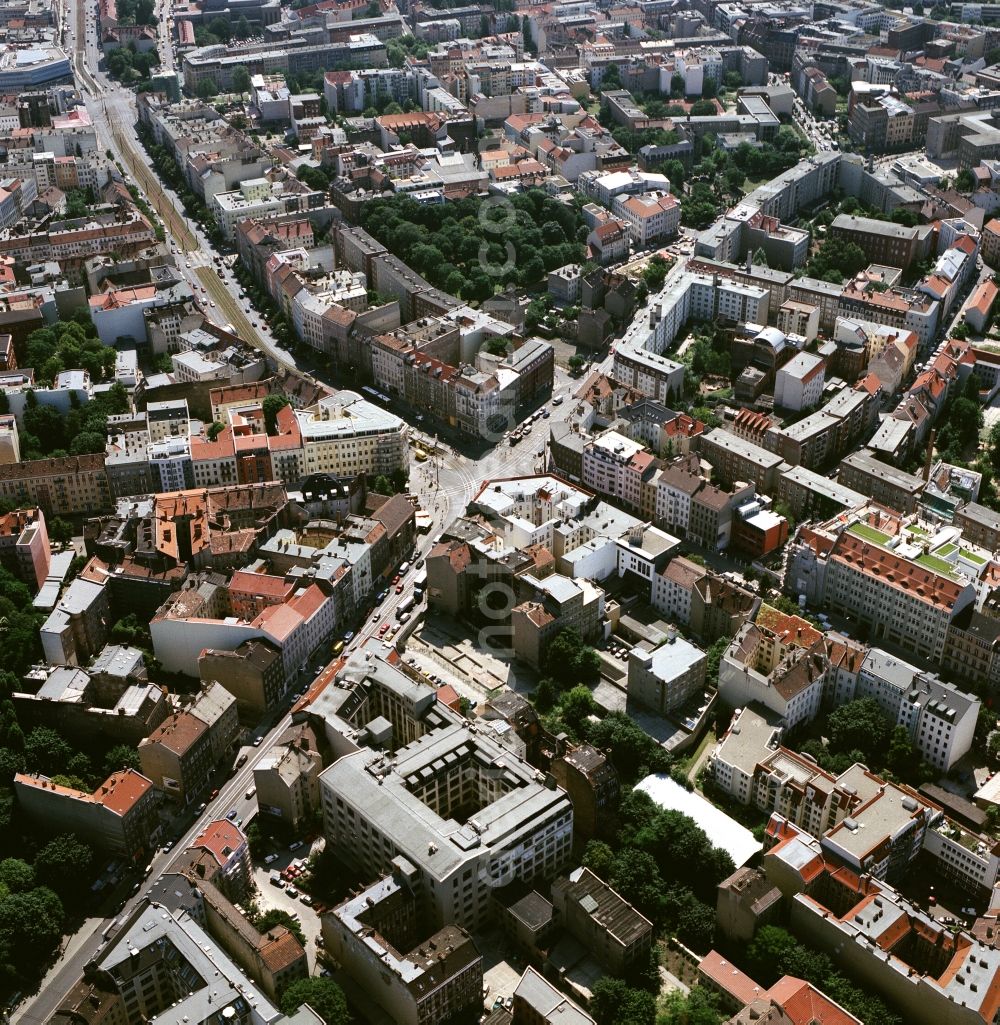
360 191 587 299
743 926 901 1025
804 234 868 283
106 42 159 87
583 787 734 954
0 550 106 1000
21 315 114 388
789 697 936 784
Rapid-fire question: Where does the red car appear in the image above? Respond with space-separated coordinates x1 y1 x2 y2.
209 788 219 800
392 575 400 585
396 584 404 594
379 623 389 636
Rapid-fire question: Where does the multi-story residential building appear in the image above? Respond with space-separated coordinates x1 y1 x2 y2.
772 851 1000 1025
138 710 215 806
777 466 867 521
718 617 827 729
253 723 325 830
651 556 707 625
39 577 110 666
844 648 979 771
837 450 925 513
76 898 321 1025
698 428 787 493
774 352 825 412
627 630 707 714
185 819 252 900
318 653 573 930
550 867 653 974
295 391 409 478
0 453 112 517
0 506 49 591
548 744 618 841
199 639 285 719
786 517 976 661
829 214 934 272
324 863 483 1025
13 768 160 859
713 706 859 838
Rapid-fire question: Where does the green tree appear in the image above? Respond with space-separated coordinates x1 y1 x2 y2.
657 987 725 1025
372 474 394 495
825 698 892 762
23 727 73 777
196 78 218 101
232 65 251 99
542 629 600 689
103 744 142 776
591 977 656 1025
690 100 717 116
956 167 975 192
256 908 306 947
206 421 225 441
34 834 93 897
581 839 615 879
262 393 290 435
0 859 33 893
47 518 73 543
601 63 622 92
279 977 350 1025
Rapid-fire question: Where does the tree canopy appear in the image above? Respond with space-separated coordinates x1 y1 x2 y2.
280 977 350 1025
361 191 585 298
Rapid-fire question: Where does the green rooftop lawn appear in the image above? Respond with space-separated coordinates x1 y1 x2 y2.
916 553 960 578
960 548 987 565
848 522 890 545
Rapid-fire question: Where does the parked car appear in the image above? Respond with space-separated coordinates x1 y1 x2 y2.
288 840 303 852
286 887 299 899
299 894 313 906
245 787 256 800
265 853 279 865
226 809 238 821
253 735 264 746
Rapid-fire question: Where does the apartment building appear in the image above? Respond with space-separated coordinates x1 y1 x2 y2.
81 899 321 1025
253 724 324 830
549 744 618 841
199 638 285 719
698 428 787 493
40 577 110 666
782 860 1000 1025
777 466 867 521
317 654 573 930
627 630 707 714
138 710 215 805
845 648 979 771
797 522 976 661
324 862 483 1025
13 768 160 859
773 352 825 412
0 505 49 591
0 453 112 517
718 618 827 729
550 867 653 974
185 819 253 900
838 450 925 513
296 391 409 478
829 214 933 272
